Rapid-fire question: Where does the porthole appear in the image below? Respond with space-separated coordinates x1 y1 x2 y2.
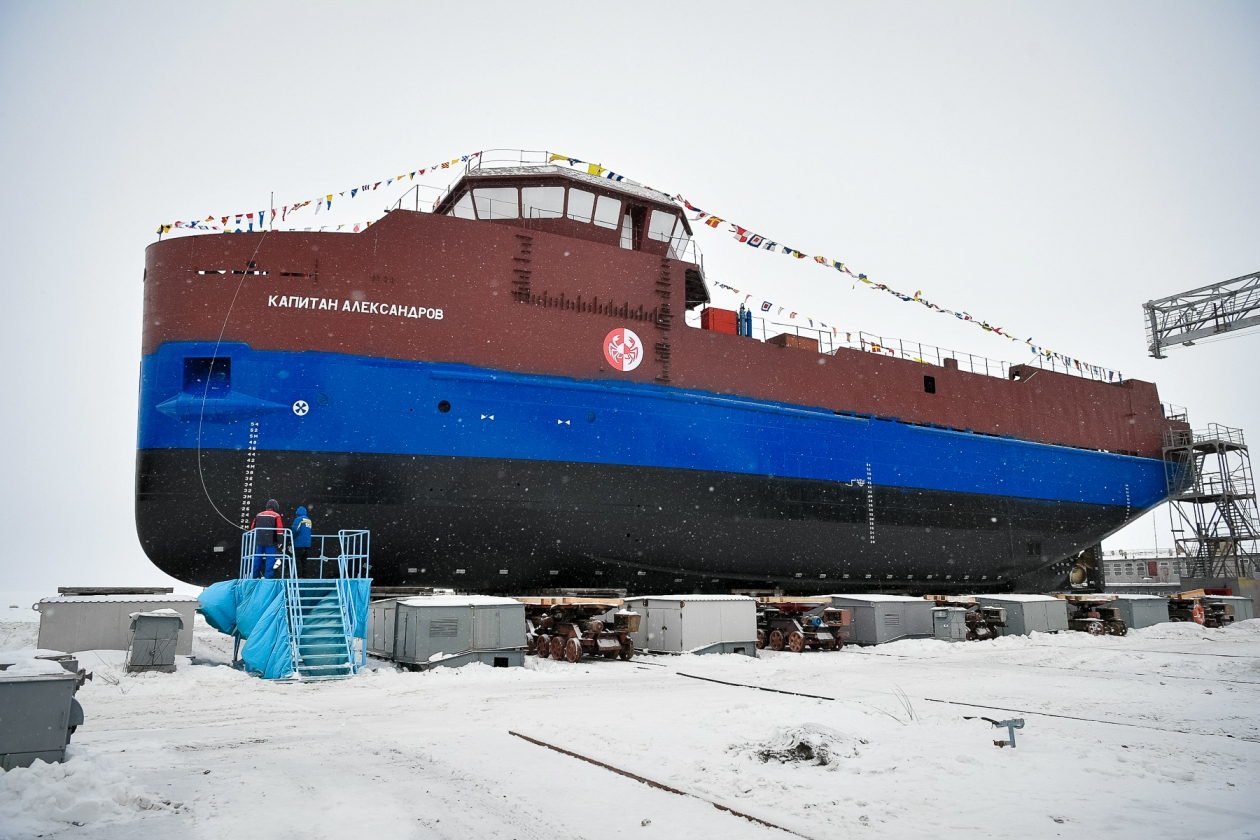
438 400 451 413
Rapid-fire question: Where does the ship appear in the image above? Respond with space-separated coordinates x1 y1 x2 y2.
136 152 1186 592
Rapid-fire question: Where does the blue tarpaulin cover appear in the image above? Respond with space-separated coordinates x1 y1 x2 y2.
198 579 371 680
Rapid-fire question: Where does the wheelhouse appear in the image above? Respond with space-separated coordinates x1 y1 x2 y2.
433 164 698 264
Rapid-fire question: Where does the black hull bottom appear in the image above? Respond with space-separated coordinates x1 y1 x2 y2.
136 449 1131 592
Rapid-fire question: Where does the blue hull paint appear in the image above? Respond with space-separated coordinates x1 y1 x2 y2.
139 341 1169 512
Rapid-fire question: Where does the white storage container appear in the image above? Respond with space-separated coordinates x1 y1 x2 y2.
36 594 199 655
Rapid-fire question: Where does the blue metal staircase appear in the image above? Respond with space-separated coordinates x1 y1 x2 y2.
235 527 371 681
285 579 355 680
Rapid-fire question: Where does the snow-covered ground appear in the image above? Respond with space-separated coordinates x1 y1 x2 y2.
2 603 1259 839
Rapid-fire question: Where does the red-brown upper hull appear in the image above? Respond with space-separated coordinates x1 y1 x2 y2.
144 210 1181 458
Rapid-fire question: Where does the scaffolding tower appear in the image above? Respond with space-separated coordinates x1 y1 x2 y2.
1163 424 1260 580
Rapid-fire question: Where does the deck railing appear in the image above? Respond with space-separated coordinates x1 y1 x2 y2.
685 306 1122 383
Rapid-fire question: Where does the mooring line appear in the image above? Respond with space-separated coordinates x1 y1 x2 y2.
676 672 836 701
508 731 816 839
924 698 1260 743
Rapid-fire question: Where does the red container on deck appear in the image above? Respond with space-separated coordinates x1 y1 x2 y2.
766 333 820 352
701 307 739 335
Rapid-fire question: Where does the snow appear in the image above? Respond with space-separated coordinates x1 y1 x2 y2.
0 651 72 677
1 602 1259 838
968 593 1063 602
628 594 756 602
0 747 184 835
37 595 200 604
825 593 924 602
399 595 522 608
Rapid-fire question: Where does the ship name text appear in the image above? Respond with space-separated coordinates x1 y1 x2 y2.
267 295 443 320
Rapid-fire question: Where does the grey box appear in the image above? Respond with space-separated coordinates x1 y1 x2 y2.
623 595 757 656
825 595 934 645
0 671 82 770
932 607 969 641
371 596 527 670
36 595 198 655
368 599 399 659
1111 594 1170 629
126 611 185 673
972 595 1069 635
1207 596 1254 622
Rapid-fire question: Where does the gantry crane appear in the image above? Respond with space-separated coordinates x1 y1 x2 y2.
1144 270 1260 358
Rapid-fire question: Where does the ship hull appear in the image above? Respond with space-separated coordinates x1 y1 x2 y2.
138 447 1132 591
136 342 1167 591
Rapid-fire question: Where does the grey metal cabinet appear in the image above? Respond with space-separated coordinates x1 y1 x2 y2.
826 595 934 645
371 596 527 670
1111 595 1170 629
972 595 1069 635
0 672 81 770
623 596 757 656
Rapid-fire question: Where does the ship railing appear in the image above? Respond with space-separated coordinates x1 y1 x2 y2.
686 306 1120 383
389 181 453 214
421 149 553 213
1196 424 1247 447
1102 548 1178 559
1162 403 1189 423
334 530 371 580
238 528 371 580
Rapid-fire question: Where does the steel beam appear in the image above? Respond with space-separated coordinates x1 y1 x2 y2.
1144 270 1260 358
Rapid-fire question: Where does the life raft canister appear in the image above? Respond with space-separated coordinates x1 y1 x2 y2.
1192 603 1206 624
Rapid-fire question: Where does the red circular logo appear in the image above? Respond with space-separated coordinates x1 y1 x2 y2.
603 327 643 371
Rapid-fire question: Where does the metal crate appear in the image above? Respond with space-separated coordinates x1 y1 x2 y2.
372 596 527 670
623 595 757 656
0 671 81 769
932 607 969 641
972 595 1069 635
1207 596 1254 622
825 595 934 645
1110 594 1170 629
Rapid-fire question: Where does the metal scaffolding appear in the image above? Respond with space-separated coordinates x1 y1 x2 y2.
1144 270 1260 358
1163 424 1260 580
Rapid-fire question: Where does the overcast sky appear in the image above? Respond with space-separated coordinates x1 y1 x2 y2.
1 1 1256 592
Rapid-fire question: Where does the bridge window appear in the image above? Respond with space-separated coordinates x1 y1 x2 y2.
522 187 564 220
667 217 691 260
593 195 621 229
620 213 634 249
647 209 677 242
447 193 475 220
473 187 519 220
567 189 595 223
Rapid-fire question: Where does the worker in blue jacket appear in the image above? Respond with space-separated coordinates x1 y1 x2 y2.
293 506 315 578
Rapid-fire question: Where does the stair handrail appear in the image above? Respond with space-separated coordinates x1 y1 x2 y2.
283 576 304 677
336 529 370 669
238 527 296 579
